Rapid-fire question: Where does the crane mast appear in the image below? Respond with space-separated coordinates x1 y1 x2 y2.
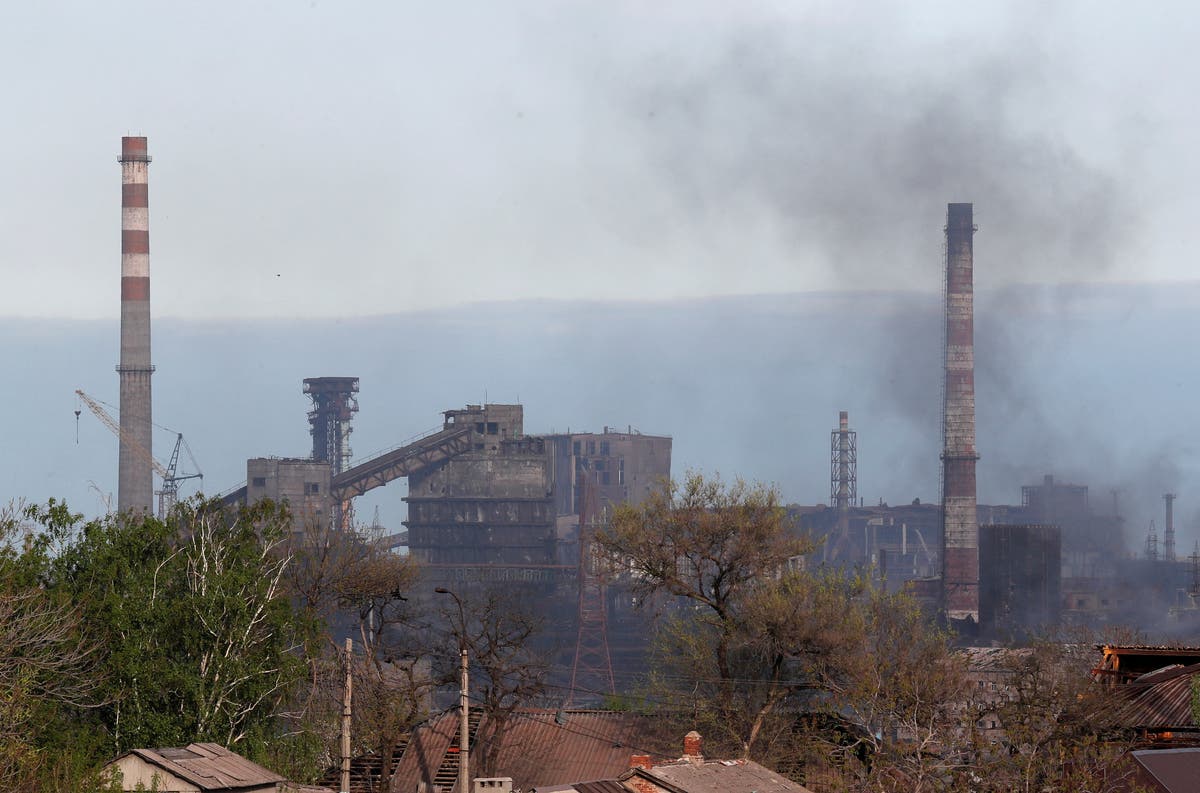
75 390 202 518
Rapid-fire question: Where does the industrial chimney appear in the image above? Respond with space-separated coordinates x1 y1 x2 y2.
941 203 979 623
1164 493 1177 562
117 137 154 515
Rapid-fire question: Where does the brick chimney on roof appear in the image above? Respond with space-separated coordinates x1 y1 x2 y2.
683 731 703 763
629 754 652 770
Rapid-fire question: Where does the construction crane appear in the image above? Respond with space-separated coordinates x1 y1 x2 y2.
75 390 203 518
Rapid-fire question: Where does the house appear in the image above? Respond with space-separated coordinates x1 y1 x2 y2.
618 732 814 793
103 742 332 793
390 708 674 793
535 732 815 793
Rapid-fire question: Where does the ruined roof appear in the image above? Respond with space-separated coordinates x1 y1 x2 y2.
391 709 672 793
629 759 814 793
959 646 1032 672
123 743 286 791
1098 662 1200 731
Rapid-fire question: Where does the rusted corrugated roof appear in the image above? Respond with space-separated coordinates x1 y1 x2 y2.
391 709 671 793
1098 662 1200 730
127 742 285 791
637 759 814 793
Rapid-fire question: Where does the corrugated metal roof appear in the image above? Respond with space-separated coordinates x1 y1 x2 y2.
1131 747 1200 793
640 759 814 793
391 709 672 793
571 780 630 793
1098 662 1200 730
531 780 628 793
128 742 285 791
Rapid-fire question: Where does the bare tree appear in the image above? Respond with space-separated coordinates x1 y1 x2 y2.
441 588 550 778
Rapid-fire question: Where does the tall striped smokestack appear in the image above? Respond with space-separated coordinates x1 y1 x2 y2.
117 136 154 515
941 202 979 622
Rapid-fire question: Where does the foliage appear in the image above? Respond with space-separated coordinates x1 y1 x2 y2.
0 501 102 791
22 498 313 758
282 518 426 790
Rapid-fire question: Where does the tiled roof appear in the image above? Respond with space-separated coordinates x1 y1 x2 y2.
636 759 814 793
391 709 672 793
126 743 285 791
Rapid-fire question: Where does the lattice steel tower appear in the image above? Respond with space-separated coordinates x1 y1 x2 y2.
831 410 857 509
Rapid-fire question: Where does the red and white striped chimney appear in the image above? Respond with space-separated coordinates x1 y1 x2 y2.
941 202 979 623
117 136 154 515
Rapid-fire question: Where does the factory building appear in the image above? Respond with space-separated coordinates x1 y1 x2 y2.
245 458 330 534
405 405 557 573
546 428 673 519
979 523 1062 635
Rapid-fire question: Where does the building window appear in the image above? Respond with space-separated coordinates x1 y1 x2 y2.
587 440 596 455
599 441 610 456
602 471 611 486
618 458 625 485
476 422 486 433
573 440 581 456
305 482 320 495
487 422 499 434
251 477 266 488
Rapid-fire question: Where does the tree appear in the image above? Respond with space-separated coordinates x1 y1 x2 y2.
824 584 971 793
970 635 1145 793
281 517 425 791
23 498 312 756
0 502 101 791
595 472 818 758
442 588 549 778
596 473 810 684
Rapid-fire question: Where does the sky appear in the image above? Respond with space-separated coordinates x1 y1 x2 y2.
4 2 1200 550
1 1 1198 319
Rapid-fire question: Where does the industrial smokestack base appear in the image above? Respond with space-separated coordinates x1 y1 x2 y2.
941 202 980 622
117 136 154 515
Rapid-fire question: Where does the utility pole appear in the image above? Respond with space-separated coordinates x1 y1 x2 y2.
342 637 352 793
459 641 469 793
437 587 469 793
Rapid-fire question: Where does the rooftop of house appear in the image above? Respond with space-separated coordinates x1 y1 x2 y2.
629 757 815 793
392 709 674 793
116 743 287 791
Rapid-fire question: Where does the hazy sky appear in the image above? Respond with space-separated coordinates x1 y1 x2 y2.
3 1 1197 319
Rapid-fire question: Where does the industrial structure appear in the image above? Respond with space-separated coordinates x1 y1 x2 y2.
117 136 154 514
941 202 980 623
304 377 360 476
979 523 1061 634
1165 493 1178 562
824 410 858 562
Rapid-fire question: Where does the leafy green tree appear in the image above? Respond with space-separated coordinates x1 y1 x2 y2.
23 498 312 757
